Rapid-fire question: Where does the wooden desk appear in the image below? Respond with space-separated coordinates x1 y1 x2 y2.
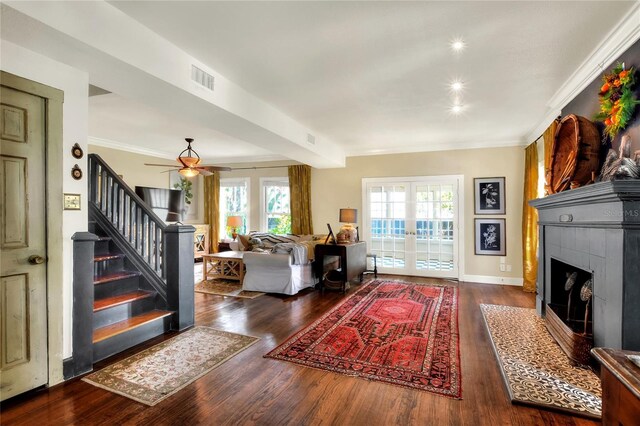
592 347 640 425
314 242 366 292
202 251 245 283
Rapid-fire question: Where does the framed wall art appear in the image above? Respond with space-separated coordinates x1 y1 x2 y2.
474 177 505 214
475 218 506 256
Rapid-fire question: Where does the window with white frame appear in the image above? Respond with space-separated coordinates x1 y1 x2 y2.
220 178 249 239
260 177 291 234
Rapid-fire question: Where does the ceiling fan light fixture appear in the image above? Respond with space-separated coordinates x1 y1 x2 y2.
178 167 199 177
178 137 201 168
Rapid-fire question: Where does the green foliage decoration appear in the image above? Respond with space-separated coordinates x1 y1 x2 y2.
595 62 640 140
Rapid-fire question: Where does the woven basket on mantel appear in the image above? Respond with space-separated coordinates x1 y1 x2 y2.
547 114 600 194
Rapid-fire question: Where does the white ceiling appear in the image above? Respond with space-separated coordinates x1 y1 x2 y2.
92 1 635 160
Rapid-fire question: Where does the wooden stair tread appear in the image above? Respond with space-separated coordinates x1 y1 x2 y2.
94 271 141 285
93 310 172 343
94 290 153 312
94 253 125 262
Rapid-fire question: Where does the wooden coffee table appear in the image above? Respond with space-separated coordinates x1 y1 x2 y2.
202 251 245 283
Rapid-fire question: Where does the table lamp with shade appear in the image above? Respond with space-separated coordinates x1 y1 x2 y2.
337 208 358 243
226 215 243 241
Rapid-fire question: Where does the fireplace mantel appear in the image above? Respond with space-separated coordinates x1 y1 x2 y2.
530 181 640 351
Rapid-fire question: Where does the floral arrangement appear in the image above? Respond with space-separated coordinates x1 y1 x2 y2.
596 62 639 140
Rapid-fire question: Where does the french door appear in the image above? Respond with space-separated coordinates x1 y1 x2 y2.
362 176 462 279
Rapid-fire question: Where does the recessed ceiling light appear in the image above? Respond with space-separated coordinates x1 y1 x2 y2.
451 104 464 115
450 80 464 92
451 38 465 52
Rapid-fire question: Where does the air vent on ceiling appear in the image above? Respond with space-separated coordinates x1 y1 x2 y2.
191 65 214 91
307 133 316 145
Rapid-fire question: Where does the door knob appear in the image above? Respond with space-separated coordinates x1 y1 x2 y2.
28 255 45 265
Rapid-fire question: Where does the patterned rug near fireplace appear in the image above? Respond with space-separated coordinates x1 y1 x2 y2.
480 304 601 419
195 279 265 299
83 327 259 406
265 279 461 398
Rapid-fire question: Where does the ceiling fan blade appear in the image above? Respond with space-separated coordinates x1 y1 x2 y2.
196 168 214 176
199 165 232 172
145 163 180 168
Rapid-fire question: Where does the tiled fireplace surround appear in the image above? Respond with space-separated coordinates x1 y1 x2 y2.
531 181 640 351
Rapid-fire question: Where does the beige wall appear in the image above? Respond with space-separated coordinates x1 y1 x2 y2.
89 144 525 282
311 146 525 282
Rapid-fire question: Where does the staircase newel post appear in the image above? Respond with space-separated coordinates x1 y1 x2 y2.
165 224 195 331
69 232 99 379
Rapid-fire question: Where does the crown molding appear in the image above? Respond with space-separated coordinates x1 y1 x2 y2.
344 137 524 158
88 136 175 159
526 2 640 143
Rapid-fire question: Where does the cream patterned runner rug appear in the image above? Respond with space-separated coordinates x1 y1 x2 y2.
195 279 265 299
480 304 601 419
83 327 259 406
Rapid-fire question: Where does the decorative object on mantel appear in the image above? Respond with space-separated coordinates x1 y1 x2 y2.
595 62 639 141
336 208 358 243
547 114 600 194
598 134 640 181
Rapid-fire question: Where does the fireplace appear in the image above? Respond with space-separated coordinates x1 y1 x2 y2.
545 259 594 364
530 181 640 353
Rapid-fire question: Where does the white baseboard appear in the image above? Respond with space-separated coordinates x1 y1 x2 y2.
461 274 523 286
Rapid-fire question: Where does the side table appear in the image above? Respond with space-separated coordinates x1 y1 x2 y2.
314 242 366 292
591 347 640 425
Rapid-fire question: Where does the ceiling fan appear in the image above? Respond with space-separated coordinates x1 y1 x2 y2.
145 138 232 177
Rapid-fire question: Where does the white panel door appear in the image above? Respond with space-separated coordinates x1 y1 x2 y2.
364 177 460 279
0 85 48 401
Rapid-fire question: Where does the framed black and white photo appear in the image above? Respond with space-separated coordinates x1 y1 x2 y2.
475 218 506 256
474 177 505 214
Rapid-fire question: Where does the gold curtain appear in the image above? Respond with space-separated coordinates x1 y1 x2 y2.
203 173 220 253
543 119 559 196
522 141 539 293
288 165 313 235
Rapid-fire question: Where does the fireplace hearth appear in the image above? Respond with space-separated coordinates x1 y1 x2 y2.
531 181 640 352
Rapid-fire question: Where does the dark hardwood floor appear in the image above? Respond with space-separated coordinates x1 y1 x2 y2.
1 276 598 425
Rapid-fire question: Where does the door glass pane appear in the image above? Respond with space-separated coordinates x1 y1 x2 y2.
415 184 455 271
368 184 406 270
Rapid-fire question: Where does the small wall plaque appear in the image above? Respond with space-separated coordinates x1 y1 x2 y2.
71 143 83 159
64 193 81 210
71 164 83 180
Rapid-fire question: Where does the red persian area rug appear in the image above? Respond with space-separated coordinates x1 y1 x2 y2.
265 280 461 398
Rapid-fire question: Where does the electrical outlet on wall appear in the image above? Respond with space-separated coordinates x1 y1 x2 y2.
506 265 512 272
499 264 506 272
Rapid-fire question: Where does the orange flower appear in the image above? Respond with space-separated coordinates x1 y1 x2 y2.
614 79 622 87
619 70 628 79
605 118 612 126
612 116 620 125
600 82 610 93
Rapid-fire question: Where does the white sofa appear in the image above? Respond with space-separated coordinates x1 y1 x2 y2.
242 251 315 295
